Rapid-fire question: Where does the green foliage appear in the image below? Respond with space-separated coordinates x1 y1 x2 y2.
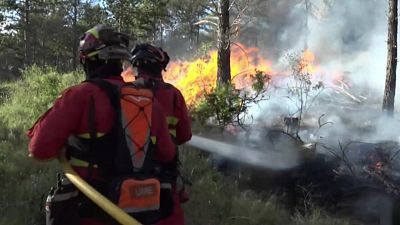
286 52 325 127
0 33 23 80
0 148 58 225
252 70 270 93
193 71 270 128
0 66 82 131
195 83 241 128
0 0 216 78
169 0 212 51
79 3 110 28
0 66 81 225
193 41 214 58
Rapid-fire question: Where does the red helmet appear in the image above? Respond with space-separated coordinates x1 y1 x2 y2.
79 24 130 63
130 44 170 70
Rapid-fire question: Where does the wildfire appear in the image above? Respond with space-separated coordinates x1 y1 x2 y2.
121 66 135 82
122 44 346 106
163 44 273 106
299 49 318 75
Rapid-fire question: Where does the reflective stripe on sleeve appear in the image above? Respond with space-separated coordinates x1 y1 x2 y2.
77 132 105 139
70 157 98 168
166 116 179 126
169 129 176 137
151 136 157 144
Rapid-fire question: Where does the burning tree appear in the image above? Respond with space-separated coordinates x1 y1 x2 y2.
382 0 398 116
217 0 231 84
198 0 251 85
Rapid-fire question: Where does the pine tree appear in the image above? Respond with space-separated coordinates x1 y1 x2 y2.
217 0 231 84
383 0 398 116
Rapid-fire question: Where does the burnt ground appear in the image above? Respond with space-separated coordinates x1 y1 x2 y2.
194 125 400 225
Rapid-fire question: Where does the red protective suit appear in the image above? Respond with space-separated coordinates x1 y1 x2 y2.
28 76 176 225
152 79 192 145
141 74 192 225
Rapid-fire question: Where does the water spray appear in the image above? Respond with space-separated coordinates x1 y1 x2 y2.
186 135 300 170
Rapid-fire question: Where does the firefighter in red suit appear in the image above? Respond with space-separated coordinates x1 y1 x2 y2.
130 44 192 225
28 25 176 225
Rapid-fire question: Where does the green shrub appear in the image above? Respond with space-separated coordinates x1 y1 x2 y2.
0 66 82 225
194 83 242 128
193 70 270 129
0 65 82 131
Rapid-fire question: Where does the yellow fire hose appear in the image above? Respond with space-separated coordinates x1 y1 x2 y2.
59 152 142 225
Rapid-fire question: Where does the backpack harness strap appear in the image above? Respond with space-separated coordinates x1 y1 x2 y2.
84 78 155 175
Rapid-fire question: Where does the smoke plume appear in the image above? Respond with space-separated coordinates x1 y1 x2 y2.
246 0 400 145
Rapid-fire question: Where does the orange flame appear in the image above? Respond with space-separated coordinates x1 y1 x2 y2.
163 44 273 106
300 49 318 74
122 44 345 106
122 66 135 82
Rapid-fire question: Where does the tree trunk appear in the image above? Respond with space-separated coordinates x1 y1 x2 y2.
217 0 231 85
72 0 79 71
23 0 31 66
196 12 200 48
383 0 398 116
160 22 164 48
117 2 123 32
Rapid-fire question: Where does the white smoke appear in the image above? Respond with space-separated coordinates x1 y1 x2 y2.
244 0 400 143
213 1 400 220
307 0 388 94
194 0 400 171
246 0 390 96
